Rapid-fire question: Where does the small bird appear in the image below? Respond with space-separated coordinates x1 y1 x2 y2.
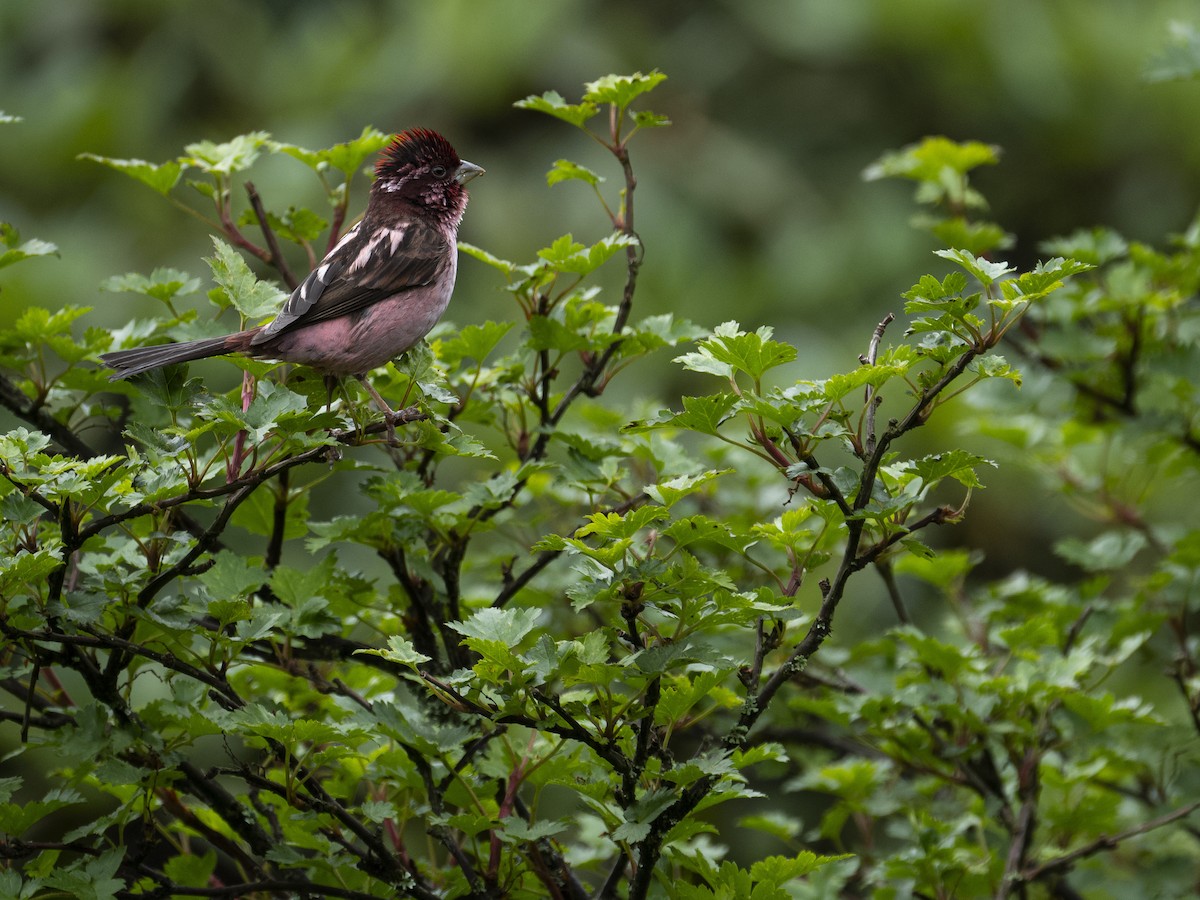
101 128 484 438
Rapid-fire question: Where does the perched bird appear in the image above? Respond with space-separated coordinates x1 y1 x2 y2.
101 127 484 438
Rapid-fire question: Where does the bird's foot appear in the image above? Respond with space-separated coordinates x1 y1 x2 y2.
381 405 422 444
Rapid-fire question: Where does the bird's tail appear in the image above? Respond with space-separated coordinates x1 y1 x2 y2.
101 335 238 381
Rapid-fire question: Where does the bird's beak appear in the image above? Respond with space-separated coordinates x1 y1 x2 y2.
455 160 485 185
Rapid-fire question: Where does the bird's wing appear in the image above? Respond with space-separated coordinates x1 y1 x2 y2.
252 220 451 345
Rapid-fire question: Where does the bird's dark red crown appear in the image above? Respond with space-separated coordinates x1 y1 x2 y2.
376 128 459 175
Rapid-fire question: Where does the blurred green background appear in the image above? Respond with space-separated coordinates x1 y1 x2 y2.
2 0 1199 583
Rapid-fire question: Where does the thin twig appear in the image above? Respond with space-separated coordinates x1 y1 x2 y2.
1020 799 1200 882
245 181 299 290
862 313 894 458
0 372 99 459
876 560 911 624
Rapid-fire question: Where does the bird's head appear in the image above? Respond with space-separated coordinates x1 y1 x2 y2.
373 128 484 216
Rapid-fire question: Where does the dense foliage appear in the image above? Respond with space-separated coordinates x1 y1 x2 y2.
2 72 1199 898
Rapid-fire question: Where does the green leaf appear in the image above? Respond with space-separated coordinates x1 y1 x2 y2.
0 223 58 270
576 505 670 540
625 393 739 436
0 788 85 834
449 607 540 646
537 232 637 275
863 136 999 209
435 321 514 368
1145 20 1200 82
163 851 217 888
927 216 1013 256
1040 227 1128 265
198 552 265 602
934 248 1014 286
906 450 995 489
238 205 328 244
996 256 1093 310
357 635 432 669
737 812 802 842
10 305 92 347
663 515 756 554
273 125 390 177
647 469 732 507
230 482 310 541
750 852 855 883
611 788 676 843
43 849 125 900
1055 531 1148 572
681 321 798 380
206 237 287 319
514 90 599 127
498 818 570 843
547 158 604 188
101 268 201 304
79 153 183 195
458 241 518 275
184 131 271 174
631 109 672 129
821 358 912 402
583 71 668 109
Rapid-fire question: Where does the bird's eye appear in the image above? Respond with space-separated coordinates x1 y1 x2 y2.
430 165 448 178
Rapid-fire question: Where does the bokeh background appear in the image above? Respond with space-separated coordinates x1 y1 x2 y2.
3 0 1200 583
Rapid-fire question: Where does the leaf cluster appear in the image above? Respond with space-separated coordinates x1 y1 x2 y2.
2 82 1199 900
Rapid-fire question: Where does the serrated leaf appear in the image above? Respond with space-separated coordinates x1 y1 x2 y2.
458 241 518 275
435 321 513 368
198 552 265 601
79 153 183 195
0 789 85 834
750 851 855 884
0 224 58 270
101 268 201 304
206 237 287 319
184 131 271 174
611 788 676 843
449 607 540 646
684 322 797 380
537 232 637 276
647 469 732 506
625 393 739 436
663 515 755 554
577 505 669 541
864 136 999 211
1056 531 1148 572
547 159 604 188
934 248 1014 286
514 91 599 127
631 109 671 129
1040 227 1128 265
356 635 431 669
583 71 668 108
906 450 995 489
498 818 570 843
274 126 390 177
238 205 328 244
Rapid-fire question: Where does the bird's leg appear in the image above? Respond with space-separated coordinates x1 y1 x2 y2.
323 374 339 411
355 374 422 444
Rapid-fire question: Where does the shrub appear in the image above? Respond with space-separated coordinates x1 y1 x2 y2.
1 73 1198 899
